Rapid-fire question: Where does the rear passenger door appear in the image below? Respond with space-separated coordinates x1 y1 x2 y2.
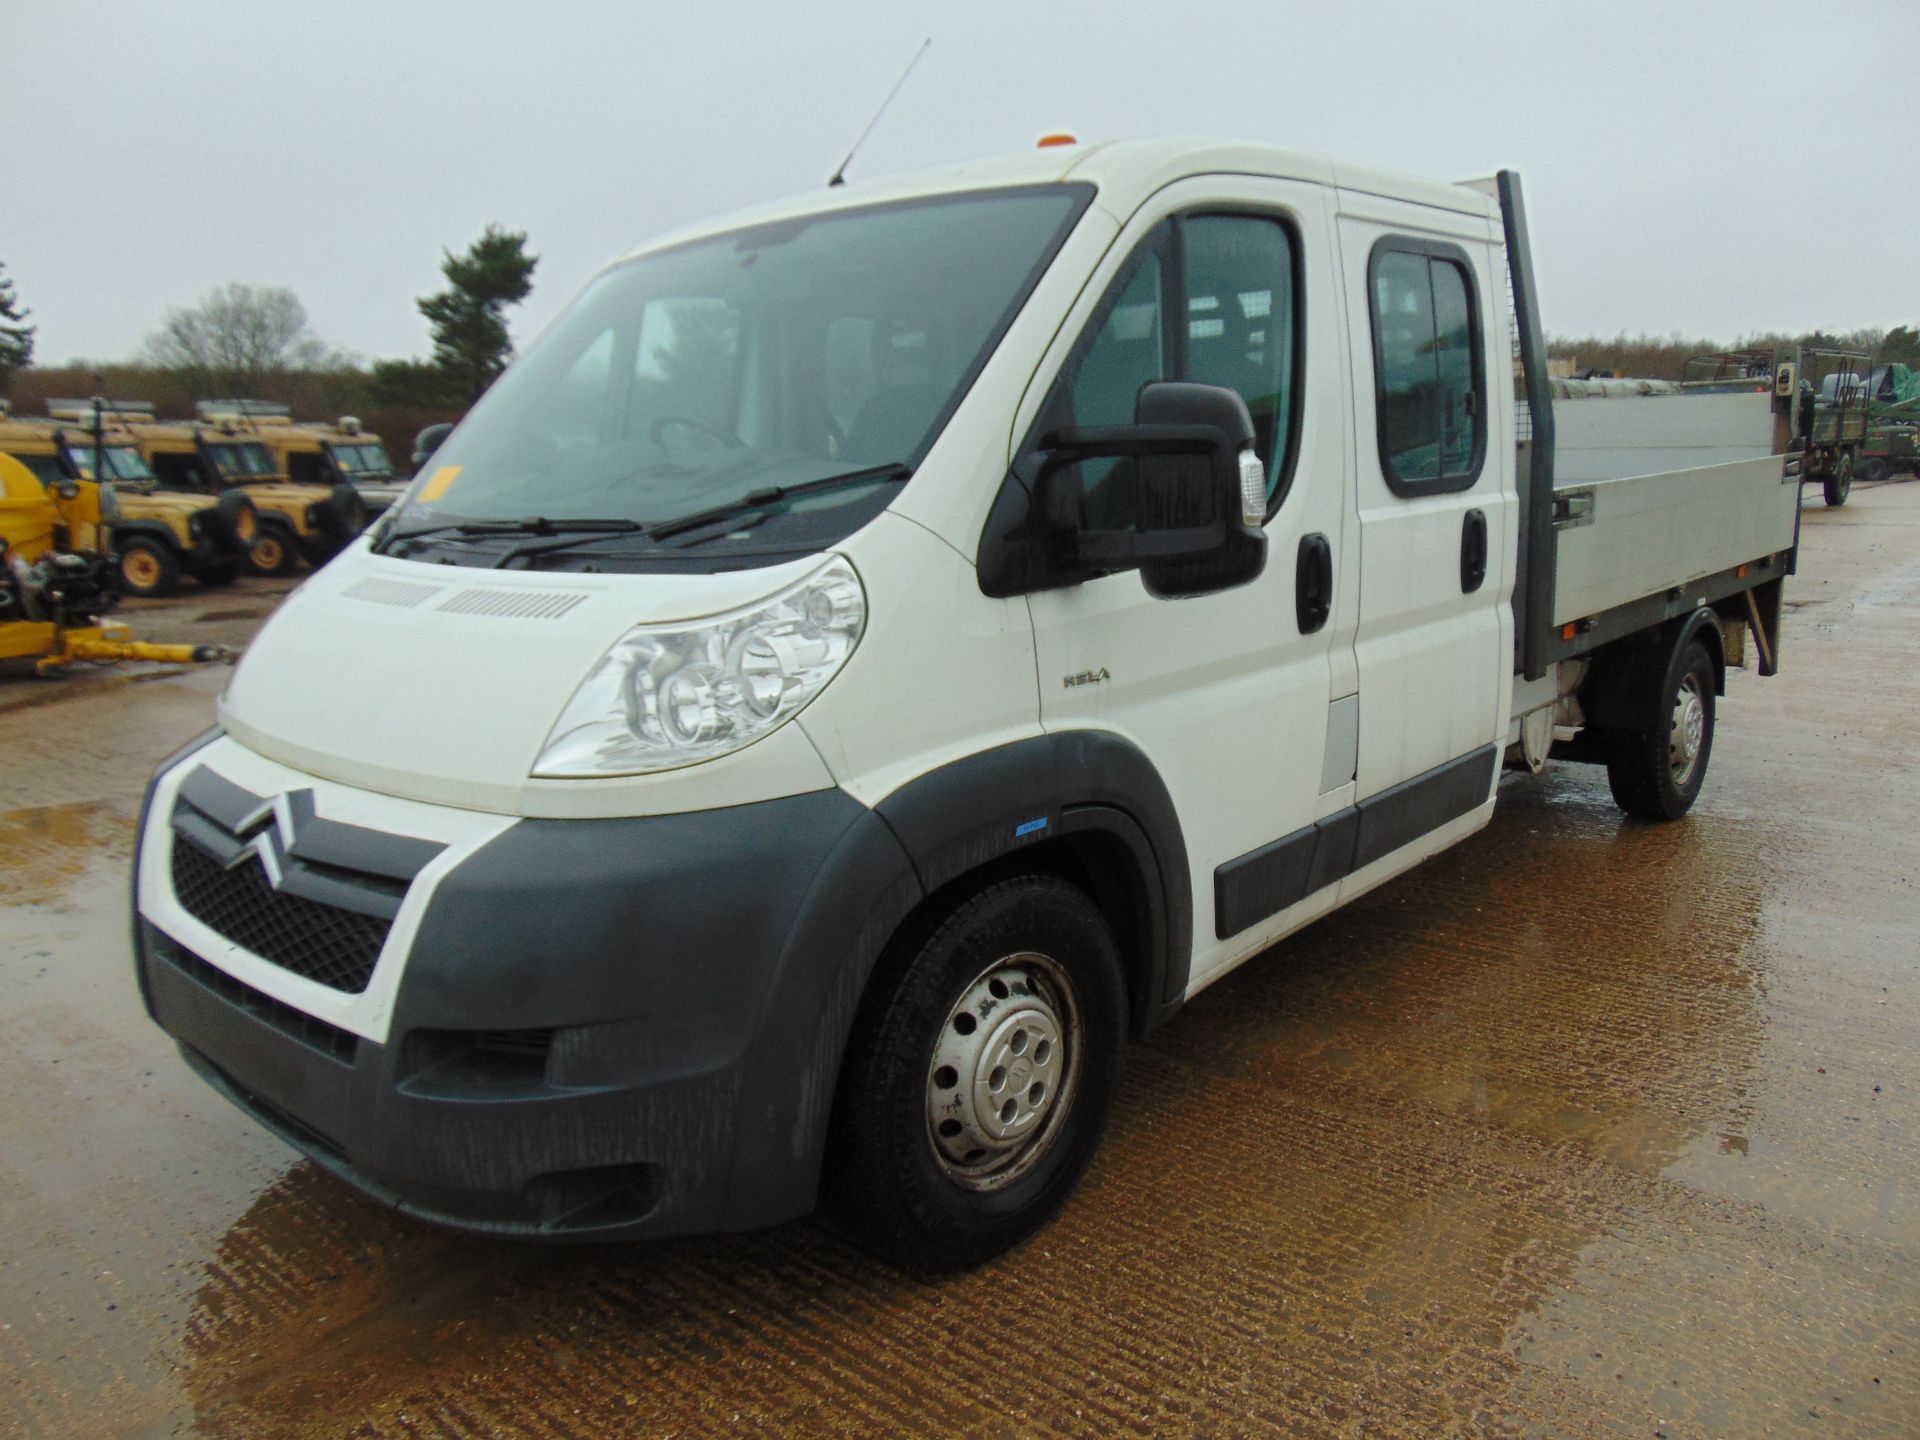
1337 194 1513 874
1016 177 1357 988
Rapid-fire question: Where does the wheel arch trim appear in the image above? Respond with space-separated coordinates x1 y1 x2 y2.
870 732 1192 1037
109 518 182 551
1582 606 1727 731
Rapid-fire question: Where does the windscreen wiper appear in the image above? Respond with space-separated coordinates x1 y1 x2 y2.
487 519 653 569
645 462 913 543
377 516 640 558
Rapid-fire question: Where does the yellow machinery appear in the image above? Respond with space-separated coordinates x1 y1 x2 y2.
0 454 234 676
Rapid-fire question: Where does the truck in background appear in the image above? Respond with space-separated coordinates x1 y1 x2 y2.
1859 362 1920 481
1684 346 1870 506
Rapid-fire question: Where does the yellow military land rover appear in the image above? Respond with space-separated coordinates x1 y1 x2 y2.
1 402 258 597
126 411 361 576
210 400 403 517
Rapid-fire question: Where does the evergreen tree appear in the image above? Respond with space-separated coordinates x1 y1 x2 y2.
419 226 539 403
0 261 36 392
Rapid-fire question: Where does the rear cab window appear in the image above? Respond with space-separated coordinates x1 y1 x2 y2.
1367 238 1485 495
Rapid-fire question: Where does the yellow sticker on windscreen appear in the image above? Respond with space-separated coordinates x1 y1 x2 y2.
418 464 462 503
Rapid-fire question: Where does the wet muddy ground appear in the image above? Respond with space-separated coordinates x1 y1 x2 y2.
3 487 1918 1438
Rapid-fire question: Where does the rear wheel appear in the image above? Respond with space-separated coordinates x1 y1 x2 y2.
116 537 181 599
247 522 300 577
1824 451 1853 506
1858 455 1887 483
1606 639 1716 821
828 874 1126 1269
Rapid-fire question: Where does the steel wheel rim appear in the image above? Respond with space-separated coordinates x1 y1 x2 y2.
926 951 1081 1192
253 537 282 569
122 550 160 589
1670 673 1706 788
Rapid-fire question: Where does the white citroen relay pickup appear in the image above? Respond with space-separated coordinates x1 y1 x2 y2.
134 138 1800 1267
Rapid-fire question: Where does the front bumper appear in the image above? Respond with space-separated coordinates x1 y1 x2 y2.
352 480 406 515
134 739 921 1240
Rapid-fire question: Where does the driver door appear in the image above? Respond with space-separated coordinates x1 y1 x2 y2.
1017 176 1356 991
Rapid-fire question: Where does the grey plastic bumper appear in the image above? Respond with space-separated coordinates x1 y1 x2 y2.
135 786 923 1241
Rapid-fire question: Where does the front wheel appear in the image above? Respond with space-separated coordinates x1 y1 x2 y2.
1858 455 1888 484
1606 639 1716 821
1824 451 1853 506
827 874 1127 1269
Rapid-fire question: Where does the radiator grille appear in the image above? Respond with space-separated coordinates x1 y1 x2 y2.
171 837 390 994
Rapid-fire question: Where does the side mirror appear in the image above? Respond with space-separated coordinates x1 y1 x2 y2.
413 423 452 469
1038 381 1267 598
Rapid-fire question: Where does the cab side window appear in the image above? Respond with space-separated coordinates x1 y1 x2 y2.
1034 212 1301 527
1183 216 1297 504
1369 240 1484 494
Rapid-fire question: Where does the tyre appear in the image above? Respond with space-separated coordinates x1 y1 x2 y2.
330 482 368 539
196 559 242 587
1858 455 1888 484
1606 639 1716 821
116 537 182 599
1824 450 1853 507
215 489 258 549
247 522 301 577
827 874 1127 1269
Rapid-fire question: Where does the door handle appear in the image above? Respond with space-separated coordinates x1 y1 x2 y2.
1460 509 1487 593
1295 532 1332 634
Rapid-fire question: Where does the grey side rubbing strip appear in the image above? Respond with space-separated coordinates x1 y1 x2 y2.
1213 828 1317 940
1214 745 1499 940
1350 745 1499 871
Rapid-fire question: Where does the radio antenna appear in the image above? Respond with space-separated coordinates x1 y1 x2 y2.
827 36 931 188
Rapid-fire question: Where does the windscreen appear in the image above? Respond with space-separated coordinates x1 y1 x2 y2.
333 442 393 475
66 445 157 482
398 185 1090 554
205 441 279 479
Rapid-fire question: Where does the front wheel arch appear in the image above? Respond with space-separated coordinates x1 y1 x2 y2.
870 732 1193 1032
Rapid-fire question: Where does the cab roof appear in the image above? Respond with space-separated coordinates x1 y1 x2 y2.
618 135 1497 265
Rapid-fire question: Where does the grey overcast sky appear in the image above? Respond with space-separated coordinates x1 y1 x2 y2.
9 0 1918 366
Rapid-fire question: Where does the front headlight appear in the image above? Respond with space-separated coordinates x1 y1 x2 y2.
305 502 325 525
533 556 866 778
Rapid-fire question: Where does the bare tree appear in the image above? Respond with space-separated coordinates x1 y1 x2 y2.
141 282 350 395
